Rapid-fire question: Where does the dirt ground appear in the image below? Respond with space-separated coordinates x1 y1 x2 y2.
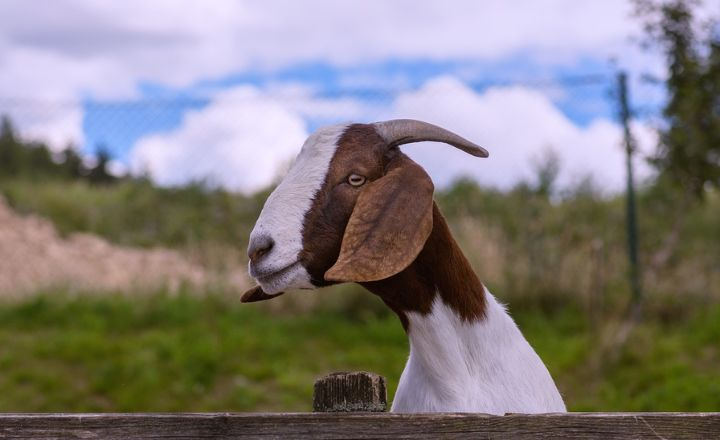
0 195 249 297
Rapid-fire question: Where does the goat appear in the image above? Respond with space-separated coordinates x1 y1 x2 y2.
242 119 566 414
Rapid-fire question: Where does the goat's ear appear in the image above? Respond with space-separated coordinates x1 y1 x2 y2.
325 157 434 283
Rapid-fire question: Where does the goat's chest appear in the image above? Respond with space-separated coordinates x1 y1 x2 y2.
390 296 566 414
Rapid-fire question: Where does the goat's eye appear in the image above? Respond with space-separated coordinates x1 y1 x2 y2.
347 174 366 187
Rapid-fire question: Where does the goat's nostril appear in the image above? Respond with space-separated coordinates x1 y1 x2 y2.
248 235 275 262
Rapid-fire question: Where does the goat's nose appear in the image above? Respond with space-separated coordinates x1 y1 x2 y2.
248 235 275 263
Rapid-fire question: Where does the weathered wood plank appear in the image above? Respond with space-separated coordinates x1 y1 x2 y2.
0 413 718 440
313 371 387 412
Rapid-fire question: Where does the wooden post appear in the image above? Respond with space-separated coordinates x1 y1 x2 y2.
313 371 387 412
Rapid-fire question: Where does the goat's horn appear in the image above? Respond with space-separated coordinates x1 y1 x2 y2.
373 119 489 158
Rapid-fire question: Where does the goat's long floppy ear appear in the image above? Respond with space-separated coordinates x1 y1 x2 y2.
325 157 434 283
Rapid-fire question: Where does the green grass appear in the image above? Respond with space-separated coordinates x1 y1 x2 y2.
4 177 719 306
0 178 267 248
0 290 718 412
0 290 406 412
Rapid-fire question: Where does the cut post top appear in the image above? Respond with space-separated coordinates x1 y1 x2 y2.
313 371 387 412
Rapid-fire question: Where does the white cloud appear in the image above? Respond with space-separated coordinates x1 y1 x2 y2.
0 0 673 191
0 0 648 101
0 97 84 152
22 105 84 152
130 86 308 193
391 77 656 192
260 83 382 122
128 77 657 194
0 0 666 153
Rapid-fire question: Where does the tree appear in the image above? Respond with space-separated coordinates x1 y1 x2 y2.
87 145 116 185
531 147 561 199
59 144 86 179
0 115 22 177
24 141 57 178
631 0 720 289
636 0 720 199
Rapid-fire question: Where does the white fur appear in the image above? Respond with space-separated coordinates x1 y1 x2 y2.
392 289 566 414
248 124 348 294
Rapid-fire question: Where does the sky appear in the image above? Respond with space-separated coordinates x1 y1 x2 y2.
0 0 714 194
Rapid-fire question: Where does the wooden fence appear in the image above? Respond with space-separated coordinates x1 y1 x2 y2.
1 372 718 439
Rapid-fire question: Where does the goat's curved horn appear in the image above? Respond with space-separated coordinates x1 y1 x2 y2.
373 119 489 158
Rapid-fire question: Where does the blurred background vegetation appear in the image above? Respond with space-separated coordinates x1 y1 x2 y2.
0 0 718 412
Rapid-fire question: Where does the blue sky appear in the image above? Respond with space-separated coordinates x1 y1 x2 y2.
2 0 705 192
83 56 627 164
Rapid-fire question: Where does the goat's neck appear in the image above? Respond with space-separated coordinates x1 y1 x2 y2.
362 203 566 413
362 202 486 329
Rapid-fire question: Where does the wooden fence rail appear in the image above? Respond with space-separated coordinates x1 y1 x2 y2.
1 412 720 440
1 372 718 439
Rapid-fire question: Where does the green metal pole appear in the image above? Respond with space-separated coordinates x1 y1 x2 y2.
617 71 642 305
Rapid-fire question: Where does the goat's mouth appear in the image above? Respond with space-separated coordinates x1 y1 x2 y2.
248 260 312 295
251 261 301 283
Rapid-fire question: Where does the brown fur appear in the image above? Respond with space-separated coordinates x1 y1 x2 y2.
298 123 486 330
298 124 388 286
362 203 486 329
325 155 434 282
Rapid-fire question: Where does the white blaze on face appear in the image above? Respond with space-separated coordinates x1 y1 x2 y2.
248 123 348 294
